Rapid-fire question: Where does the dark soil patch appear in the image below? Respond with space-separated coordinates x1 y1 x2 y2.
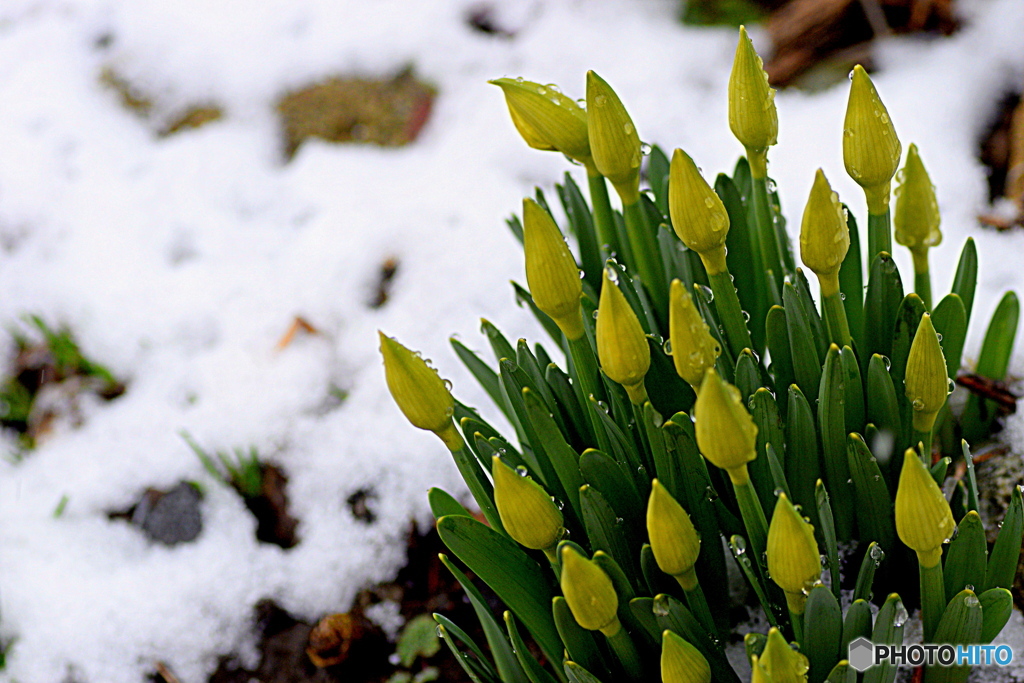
978 90 1024 232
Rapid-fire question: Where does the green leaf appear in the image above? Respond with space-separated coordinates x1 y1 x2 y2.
819 345 854 539
628 597 661 642
795 269 828 362
512 282 565 348
640 543 677 599
963 290 1020 442
651 594 741 683
439 555 529 683
504 611 563 683
889 293 926 432
785 385 821 530
839 207 864 352
862 253 904 377
437 515 562 664
979 587 1013 644
853 542 884 603
734 350 761 405
435 616 499 683
803 585 842 683
950 237 977 326
766 307 795 413
841 599 873 655
648 145 671 215
943 511 987 603
545 362 593 447
784 284 823 399
815 481 842 601
846 433 894 552
924 590 982 683
482 319 518 365
962 441 980 514
580 485 639 589
719 172 765 354
840 346 865 432
579 449 644 544
523 387 585 528
930 293 967 380
750 388 785 519
864 354 901 475
564 661 607 683
728 535 778 628
985 484 1023 591
429 488 470 519
823 662 850 683
556 172 601 291
645 337 696 418
554 597 609 679
863 594 906 683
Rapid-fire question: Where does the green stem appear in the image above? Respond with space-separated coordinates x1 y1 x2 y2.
631 401 654 477
789 608 804 645
707 268 755 358
750 174 786 300
867 210 892 265
681 580 719 639
588 171 620 262
605 624 645 681
568 334 613 454
914 427 934 464
732 471 769 574
912 248 932 310
821 290 852 348
449 440 505 535
919 558 945 642
623 200 668 320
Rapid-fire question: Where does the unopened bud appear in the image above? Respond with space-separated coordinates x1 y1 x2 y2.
668 149 730 274
844 65 901 214
894 143 942 271
895 447 955 567
904 314 949 432
587 71 641 204
661 630 712 683
759 628 810 683
523 198 584 340
492 456 564 552
559 544 620 635
799 169 849 294
728 26 778 177
647 480 701 587
694 368 758 483
668 280 721 388
596 268 650 403
767 494 821 613
490 78 591 166
379 332 459 449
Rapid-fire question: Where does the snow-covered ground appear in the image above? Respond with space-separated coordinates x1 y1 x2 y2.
0 0 1023 681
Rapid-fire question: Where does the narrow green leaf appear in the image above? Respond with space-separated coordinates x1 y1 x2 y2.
864 355 901 476
508 213 524 245
839 207 864 351
862 253 904 377
985 484 1023 591
452 337 509 420
652 594 740 683
785 283 823 398
863 594 906 683
429 488 470 519
545 362 593 447
557 172 601 291
440 555 529 683
729 535 778 628
580 485 639 589
824 661 850 683
815 481 842 601
512 282 565 348
564 661 607 683
943 510 987 603
853 542 884 603
840 346 865 432
751 388 785 518
841 599 873 655
553 597 609 679
963 291 1020 443
648 145 671 215
962 441 980 514
523 387 585 527
504 611 563 683
889 294 926 445
437 515 562 664
591 551 649 648
979 587 1013 644
950 237 977 326
628 597 661 642
719 172 765 354
803 585 842 683
819 345 854 539
930 293 967 380
645 336 696 420
766 307 795 414
482 319 518 366
785 385 821 530
846 433 894 552
435 615 499 683
925 590 982 683
795 268 828 362
579 449 644 543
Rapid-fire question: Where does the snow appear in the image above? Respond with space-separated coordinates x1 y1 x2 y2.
0 0 1022 681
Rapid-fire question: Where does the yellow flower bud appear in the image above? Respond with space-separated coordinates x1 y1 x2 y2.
559 545 620 635
843 65 901 213
895 447 955 567
379 332 460 449
728 26 778 177
759 628 810 683
694 368 758 483
596 268 650 403
492 456 564 553
799 169 849 295
668 280 721 388
490 78 591 166
894 143 942 269
904 314 949 432
586 71 641 204
750 655 773 683
668 148 730 274
523 198 584 340
661 630 712 683
647 480 701 587
767 494 821 613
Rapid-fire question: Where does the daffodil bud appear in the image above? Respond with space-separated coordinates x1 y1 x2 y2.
750 655 772 683
596 268 650 404
759 628 810 683
894 143 942 272
694 368 758 483
492 456 564 553
728 26 778 177
904 314 949 432
844 65 901 214
559 544 620 635
668 148 730 274
647 480 701 588
523 199 584 340
895 447 955 567
661 630 712 683
799 169 849 295
668 280 721 388
586 71 641 204
767 494 821 614
490 78 591 166
379 332 460 449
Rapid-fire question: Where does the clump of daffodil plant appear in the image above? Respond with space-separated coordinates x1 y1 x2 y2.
382 28 1021 683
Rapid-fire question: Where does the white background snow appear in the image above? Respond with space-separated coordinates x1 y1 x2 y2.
0 0 1023 681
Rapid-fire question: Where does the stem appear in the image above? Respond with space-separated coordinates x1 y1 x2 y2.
605 623 645 681
631 400 654 476
623 200 668 320
867 210 892 265
568 334 613 454
912 248 932 310
588 171 620 262
820 287 852 348
914 428 934 464
919 557 945 642
446 436 505 534
750 173 787 297
731 469 769 575
680 578 718 638
707 267 755 358
789 608 805 645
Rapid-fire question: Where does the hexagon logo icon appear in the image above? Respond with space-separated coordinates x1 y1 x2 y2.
848 637 875 672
